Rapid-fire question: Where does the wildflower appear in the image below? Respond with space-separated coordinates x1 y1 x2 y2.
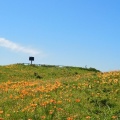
112 116 118 119
57 100 62 104
49 110 54 114
57 108 63 111
67 117 73 120
0 111 3 114
41 116 46 119
49 99 56 104
9 94 13 99
6 114 10 117
54 106 56 108
86 116 91 119
75 99 81 103
114 79 118 83
30 104 37 107
0 118 4 120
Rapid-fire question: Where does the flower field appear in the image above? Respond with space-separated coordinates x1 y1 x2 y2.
0 64 120 120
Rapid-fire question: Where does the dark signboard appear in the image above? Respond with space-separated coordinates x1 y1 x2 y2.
29 57 34 61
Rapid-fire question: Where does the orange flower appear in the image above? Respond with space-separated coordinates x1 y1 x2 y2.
112 116 118 119
57 108 63 111
30 104 37 107
0 111 3 114
114 79 118 83
9 94 13 99
86 116 91 119
0 118 4 120
57 100 62 104
6 114 10 117
49 110 54 114
75 99 81 103
41 116 46 119
67 117 73 120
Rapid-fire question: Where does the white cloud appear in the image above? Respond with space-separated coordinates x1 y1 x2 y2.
0 38 40 55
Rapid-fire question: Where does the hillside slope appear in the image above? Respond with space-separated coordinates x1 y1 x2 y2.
0 64 120 120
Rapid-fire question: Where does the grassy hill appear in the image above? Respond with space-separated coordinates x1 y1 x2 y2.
0 64 120 120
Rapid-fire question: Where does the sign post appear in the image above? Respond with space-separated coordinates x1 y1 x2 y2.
29 57 34 65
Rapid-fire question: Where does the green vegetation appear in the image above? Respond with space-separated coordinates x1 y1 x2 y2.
0 64 120 120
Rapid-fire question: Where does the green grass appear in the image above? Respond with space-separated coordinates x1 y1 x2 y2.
0 64 120 120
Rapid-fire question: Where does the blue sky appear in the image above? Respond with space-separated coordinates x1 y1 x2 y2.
0 0 120 72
